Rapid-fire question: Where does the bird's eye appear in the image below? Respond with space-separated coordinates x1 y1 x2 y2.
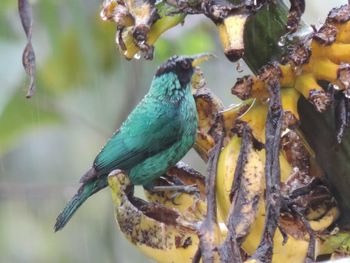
181 60 191 70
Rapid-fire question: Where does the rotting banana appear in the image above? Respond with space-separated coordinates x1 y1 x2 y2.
101 0 185 60
217 82 339 263
231 6 350 116
216 134 339 262
100 0 134 28
217 13 249 62
117 13 184 60
218 128 265 263
216 134 264 223
191 67 227 162
214 127 313 263
124 0 158 43
108 170 201 263
192 68 253 162
144 162 207 221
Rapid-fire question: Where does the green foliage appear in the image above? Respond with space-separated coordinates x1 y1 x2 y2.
155 25 215 61
0 90 62 154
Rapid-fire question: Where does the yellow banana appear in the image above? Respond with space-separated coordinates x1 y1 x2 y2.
238 100 268 143
108 170 201 263
230 11 350 117
281 87 300 128
118 14 184 60
192 70 225 162
125 0 155 29
100 0 134 27
215 95 339 262
217 14 249 62
216 134 264 222
101 0 185 60
144 162 207 220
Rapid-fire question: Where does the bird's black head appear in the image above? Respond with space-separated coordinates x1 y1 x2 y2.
155 56 195 87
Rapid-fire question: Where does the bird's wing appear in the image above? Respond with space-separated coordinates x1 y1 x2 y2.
82 100 183 182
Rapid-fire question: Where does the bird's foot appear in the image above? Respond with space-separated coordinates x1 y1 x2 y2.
147 184 199 194
147 184 200 205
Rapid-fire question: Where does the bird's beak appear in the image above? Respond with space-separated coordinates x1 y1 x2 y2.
191 53 215 67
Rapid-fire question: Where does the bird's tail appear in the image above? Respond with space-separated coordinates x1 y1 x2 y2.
54 177 108 232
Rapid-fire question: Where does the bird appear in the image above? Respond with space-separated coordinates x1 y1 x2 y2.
54 53 212 231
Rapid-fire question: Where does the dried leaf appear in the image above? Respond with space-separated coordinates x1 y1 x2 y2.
18 0 36 98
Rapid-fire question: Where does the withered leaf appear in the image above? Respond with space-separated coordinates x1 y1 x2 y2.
18 0 36 98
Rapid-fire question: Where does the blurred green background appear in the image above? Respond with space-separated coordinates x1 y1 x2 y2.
0 0 346 262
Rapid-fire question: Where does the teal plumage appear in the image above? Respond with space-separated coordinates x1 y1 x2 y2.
54 55 207 231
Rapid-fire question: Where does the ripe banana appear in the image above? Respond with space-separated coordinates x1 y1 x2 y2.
216 13 249 62
216 134 264 223
144 162 207 220
216 88 339 263
108 170 201 263
100 0 185 60
230 7 350 114
191 66 224 162
118 14 184 60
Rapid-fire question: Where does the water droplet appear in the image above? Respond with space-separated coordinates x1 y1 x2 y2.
344 89 350 98
133 52 141 60
278 36 286 47
235 62 243 73
262 98 270 104
281 128 291 137
293 66 302 76
100 10 108 21
115 35 119 45
333 84 341 90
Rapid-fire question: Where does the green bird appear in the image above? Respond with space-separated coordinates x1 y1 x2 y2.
54 54 212 231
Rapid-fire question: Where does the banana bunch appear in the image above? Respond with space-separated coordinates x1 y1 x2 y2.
227 115 341 262
206 0 305 63
232 5 350 115
213 5 350 262
191 64 313 262
100 0 185 60
105 5 350 262
214 101 340 262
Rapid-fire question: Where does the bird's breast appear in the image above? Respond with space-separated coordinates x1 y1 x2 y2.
180 92 198 137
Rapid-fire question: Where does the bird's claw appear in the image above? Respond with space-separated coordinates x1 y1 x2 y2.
147 184 199 193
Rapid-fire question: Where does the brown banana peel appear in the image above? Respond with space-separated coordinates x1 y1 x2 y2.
108 170 201 263
101 0 185 60
144 162 207 220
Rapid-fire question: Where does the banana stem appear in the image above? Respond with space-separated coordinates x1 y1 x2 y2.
198 125 224 263
219 124 253 263
252 77 283 262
